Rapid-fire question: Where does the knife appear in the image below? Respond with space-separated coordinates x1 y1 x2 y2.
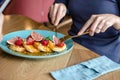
60 31 89 41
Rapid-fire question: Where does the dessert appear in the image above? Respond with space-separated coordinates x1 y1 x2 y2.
7 31 67 56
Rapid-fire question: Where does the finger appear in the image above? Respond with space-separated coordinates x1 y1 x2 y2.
49 5 53 18
77 15 97 35
54 5 65 26
49 5 55 24
101 21 112 32
95 20 105 33
89 16 102 36
52 4 59 24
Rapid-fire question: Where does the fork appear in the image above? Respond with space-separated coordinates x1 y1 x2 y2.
60 31 89 41
53 26 58 37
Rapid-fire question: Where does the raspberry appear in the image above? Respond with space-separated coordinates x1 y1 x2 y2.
26 37 35 45
56 42 64 47
40 39 49 46
15 38 23 46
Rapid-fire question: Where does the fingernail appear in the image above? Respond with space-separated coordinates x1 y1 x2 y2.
77 32 81 35
55 21 59 26
55 23 58 26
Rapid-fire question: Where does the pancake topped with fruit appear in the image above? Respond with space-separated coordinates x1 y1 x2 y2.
7 31 67 55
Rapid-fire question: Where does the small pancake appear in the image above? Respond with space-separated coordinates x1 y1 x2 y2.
23 41 39 53
48 41 66 52
9 45 25 52
34 42 52 53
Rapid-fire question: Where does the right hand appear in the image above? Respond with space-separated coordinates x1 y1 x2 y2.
49 3 67 26
0 13 4 41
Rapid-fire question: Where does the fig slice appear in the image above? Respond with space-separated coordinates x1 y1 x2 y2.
31 31 44 41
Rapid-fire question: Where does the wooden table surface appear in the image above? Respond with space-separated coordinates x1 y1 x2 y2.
0 15 120 80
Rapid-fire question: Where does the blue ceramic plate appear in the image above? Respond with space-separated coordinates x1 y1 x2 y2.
0 30 74 59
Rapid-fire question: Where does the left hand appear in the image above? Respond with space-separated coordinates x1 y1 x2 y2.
77 14 120 36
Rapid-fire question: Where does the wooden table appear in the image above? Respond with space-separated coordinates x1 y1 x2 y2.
0 15 120 80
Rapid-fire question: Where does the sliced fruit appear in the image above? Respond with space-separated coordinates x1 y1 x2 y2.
56 42 65 47
26 36 35 45
53 35 60 45
31 31 44 41
15 37 23 46
53 35 65 47
7 37 22 45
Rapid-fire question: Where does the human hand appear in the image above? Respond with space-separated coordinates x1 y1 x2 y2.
77 14 120 36
0 13 4 41
49 3 67 26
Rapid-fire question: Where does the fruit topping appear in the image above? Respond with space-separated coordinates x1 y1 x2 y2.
7 37 19 45
40 39 49 46
53 35 61 45
31 32 44 41
56 42 64 47
26 36 35 45
15 37 23 46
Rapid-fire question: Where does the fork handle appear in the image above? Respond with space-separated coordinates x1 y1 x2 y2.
70 31 89 39
60 31 89 41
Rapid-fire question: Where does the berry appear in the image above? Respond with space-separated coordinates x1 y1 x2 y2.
15 37 23 46
56 42 64 47
40 39 49 46
26 37 35 45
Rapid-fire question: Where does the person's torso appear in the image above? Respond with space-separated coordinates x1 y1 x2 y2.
68 0 120 39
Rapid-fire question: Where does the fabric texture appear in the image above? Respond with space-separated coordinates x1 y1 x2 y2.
4 0 54 22
51 56 120 80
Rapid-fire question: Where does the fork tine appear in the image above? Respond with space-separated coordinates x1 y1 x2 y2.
53 26 58 37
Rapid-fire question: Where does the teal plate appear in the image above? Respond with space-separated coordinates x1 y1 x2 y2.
0 30 74 59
